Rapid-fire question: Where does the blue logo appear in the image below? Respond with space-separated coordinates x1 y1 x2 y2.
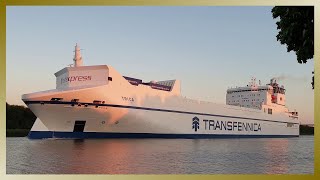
192 116 200 132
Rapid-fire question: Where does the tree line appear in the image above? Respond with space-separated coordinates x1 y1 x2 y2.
6 102 37 130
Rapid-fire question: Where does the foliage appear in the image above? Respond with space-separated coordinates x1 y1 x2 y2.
6 102 36 130
6 129 30 137
299 125 314 135
272 6 314 63
272 6 314 89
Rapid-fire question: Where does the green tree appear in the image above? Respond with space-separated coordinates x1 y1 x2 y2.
6 102 36 129
272 6 314 89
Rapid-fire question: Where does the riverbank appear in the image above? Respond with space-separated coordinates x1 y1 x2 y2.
6 129 30 137
300 125 314 135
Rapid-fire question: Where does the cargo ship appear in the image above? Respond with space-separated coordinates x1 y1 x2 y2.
22 44 299 139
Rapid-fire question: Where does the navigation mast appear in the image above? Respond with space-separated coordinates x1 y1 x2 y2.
73 43 83 67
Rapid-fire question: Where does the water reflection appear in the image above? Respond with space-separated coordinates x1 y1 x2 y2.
6 136 313 174
263 138 289 174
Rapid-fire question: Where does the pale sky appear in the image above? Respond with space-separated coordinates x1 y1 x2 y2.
6 6 314 124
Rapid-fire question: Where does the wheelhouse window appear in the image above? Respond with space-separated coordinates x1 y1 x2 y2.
268 108 272 115
108 77 113 81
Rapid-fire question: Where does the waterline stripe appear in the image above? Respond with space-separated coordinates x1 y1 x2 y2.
28 131 299 139
24 101 299 125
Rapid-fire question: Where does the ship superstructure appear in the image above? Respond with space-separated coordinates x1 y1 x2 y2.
226 78 298 119
22 44 300 139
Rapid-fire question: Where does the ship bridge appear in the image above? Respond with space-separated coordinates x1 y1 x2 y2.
226 78 297 119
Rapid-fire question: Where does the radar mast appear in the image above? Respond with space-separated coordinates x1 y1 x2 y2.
73 43 83 67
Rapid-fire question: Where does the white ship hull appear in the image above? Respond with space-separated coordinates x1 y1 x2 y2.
24 85 299 139
22 45 300 139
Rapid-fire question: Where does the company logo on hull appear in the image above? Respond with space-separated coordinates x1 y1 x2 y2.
192 117 262 132
203 120 262 132
192 116 200 132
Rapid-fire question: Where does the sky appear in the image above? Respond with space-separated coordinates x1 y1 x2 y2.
6 6 314 124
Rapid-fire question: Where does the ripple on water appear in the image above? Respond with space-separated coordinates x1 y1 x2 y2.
6 136 314 174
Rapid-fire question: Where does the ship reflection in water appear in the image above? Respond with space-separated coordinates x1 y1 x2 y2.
6 136 313 174
264 139 289 174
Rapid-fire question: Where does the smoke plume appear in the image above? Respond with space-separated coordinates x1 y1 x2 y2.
271 74 308 82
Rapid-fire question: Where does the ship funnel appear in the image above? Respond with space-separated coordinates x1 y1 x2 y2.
73 43 83 67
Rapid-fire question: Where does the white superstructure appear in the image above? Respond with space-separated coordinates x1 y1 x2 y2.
226 78 298 118
22 45 299 139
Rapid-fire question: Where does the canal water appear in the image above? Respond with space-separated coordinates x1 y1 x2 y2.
6 136 313 174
